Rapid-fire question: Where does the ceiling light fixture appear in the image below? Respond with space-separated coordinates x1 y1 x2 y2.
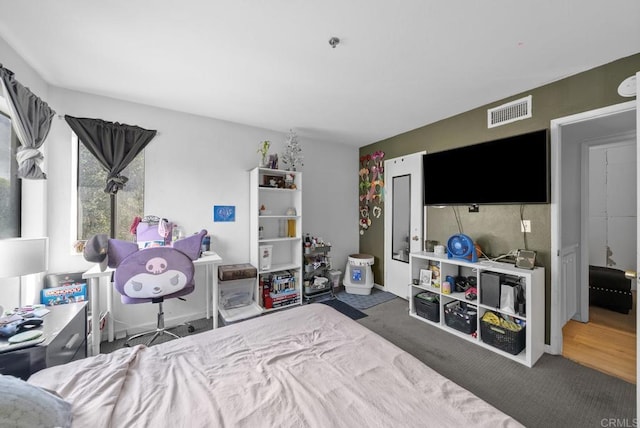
617 75 636 97
328 37 340 48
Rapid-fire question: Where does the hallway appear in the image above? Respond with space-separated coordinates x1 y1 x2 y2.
562 294 636 384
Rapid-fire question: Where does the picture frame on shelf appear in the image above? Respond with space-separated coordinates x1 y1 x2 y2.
263 175 284 188
419 269 432 286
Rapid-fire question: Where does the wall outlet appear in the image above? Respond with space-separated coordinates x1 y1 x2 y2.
521 220 531 233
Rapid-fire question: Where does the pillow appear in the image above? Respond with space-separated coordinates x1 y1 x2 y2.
0 375 72 428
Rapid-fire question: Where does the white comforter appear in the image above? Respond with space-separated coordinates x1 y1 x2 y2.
29 303 523 427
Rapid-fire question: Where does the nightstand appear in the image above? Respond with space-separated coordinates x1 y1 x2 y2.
0 302 87 380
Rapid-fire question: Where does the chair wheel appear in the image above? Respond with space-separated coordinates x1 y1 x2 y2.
187 325 195 333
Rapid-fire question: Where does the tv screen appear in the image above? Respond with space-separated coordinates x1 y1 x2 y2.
423 129 550 205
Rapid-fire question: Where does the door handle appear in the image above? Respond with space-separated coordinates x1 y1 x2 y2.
412 236 419 241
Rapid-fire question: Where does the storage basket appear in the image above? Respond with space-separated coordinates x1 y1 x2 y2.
444 301 477 334
414 292 439 322
219 279 255 310
480 318 526 355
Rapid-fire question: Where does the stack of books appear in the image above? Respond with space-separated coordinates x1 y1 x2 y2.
260 270 299 309
270 289 299 308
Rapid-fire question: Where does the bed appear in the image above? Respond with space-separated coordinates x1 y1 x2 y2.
24 303 523 427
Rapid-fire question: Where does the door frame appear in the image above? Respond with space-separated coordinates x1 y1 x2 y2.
549 99 637 355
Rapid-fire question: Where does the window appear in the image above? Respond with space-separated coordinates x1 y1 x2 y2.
0 109 20 238
76 140 145 241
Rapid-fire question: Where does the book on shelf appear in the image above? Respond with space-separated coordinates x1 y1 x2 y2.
272 297 299 308
271 292 298 302
270 288 298 297
269 271 297 293
261 274 275 309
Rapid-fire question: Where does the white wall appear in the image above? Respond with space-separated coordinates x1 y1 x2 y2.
0 38 359 335
300 139 361 273
45 87 359 335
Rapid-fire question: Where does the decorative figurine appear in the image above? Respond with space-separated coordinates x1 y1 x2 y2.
282 129 303 171
257 140 270 167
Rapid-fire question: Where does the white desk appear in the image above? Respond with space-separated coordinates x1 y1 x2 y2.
194 252 224 324
82 251 223 356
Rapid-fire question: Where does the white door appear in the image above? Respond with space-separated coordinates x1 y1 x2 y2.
384 152 425 299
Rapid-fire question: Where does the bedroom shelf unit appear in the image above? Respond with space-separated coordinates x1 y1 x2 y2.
408 251 545 367
302 243 333 301
250 167 303 312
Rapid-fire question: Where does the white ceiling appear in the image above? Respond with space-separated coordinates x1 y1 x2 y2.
0 1 638 147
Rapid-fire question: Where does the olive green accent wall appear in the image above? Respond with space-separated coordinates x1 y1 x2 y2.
360 52 639 344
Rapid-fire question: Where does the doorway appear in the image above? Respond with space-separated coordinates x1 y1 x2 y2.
564 135 637 384
550 101 636 353
550 100 637 383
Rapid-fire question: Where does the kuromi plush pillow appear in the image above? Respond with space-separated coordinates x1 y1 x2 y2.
110 230 207 303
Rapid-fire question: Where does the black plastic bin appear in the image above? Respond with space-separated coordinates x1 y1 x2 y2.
444 301 477 334
480 317 526 355
414 292 439 322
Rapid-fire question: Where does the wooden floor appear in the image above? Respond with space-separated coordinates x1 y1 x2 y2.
562 297 636 384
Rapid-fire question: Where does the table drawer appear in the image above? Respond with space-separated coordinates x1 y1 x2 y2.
46 305 87 367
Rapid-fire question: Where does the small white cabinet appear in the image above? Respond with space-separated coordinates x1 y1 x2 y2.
409 251 545 367
250 167 303 312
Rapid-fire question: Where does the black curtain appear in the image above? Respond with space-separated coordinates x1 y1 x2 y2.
0 64 56 179
64 116 156 194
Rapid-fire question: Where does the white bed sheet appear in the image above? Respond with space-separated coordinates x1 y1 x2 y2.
29 303 523 427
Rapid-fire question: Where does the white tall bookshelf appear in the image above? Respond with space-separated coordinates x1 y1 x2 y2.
249 167 303 312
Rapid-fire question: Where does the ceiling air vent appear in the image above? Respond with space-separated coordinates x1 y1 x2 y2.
487 95 532 128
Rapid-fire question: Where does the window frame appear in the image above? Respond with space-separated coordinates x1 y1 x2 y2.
0 101 21 238
71 133 145 251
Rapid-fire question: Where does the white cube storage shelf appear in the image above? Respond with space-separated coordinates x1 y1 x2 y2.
409 251 545 367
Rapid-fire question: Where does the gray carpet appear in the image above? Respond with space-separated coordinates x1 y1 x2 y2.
358 298 636 428
100 319 211 352
101 298 636 427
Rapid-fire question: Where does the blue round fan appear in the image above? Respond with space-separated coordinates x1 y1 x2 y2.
447 234 478 263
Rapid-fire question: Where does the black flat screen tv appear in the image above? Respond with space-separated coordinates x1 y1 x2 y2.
423 129 550 205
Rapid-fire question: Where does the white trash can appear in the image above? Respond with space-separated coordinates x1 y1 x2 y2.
328 270 342 288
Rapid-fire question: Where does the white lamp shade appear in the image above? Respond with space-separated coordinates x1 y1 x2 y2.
0 237 48 278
